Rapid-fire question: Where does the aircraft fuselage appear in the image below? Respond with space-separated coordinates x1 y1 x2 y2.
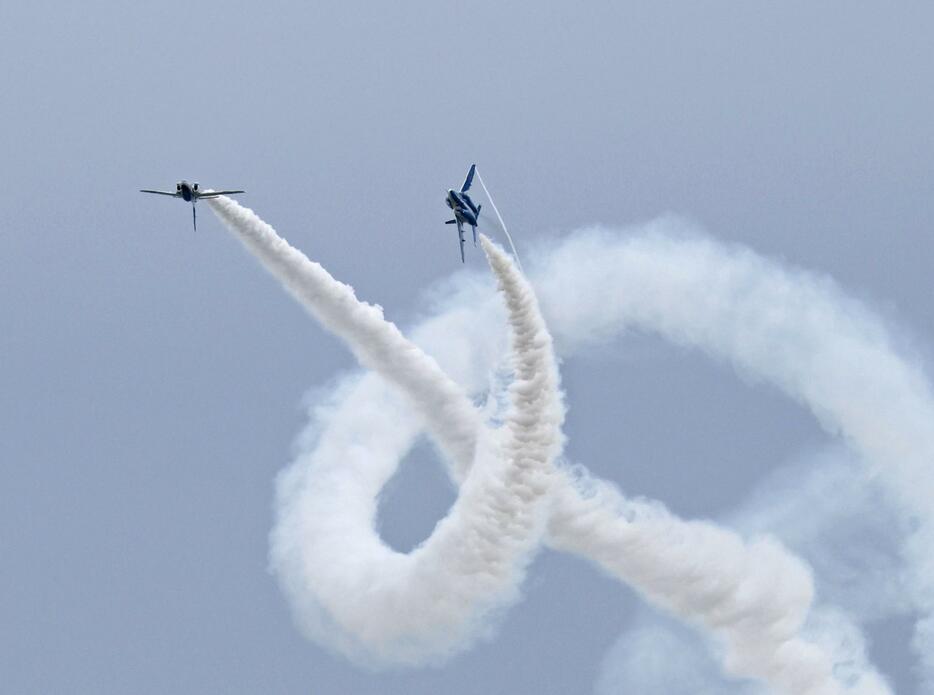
177 180 199 202
140 180 243 233
446 189 479 226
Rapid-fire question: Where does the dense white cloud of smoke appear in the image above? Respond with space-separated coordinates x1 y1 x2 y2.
210 198 563 664
530 225 933 690
598 447 912 693
208 199 929 692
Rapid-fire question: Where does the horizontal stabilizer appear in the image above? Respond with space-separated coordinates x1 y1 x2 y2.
445 219 457 224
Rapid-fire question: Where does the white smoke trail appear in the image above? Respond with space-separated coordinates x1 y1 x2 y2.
478 234 565 505
208 197 562 665
206 196 479 479
597 445 909 694
546 478 885 694
208 198 903 692
530 225 934 690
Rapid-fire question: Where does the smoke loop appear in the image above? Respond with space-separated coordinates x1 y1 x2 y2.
208 198 929 694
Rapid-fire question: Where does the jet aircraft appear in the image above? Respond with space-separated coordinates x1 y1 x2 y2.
140 181 244 231
444 164 482 262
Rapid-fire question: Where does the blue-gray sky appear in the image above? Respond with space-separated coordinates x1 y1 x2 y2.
1 2 932 693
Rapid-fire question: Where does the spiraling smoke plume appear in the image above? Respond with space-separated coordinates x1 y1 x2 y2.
209 197 563 664
531 226 933 691
208 198 927 693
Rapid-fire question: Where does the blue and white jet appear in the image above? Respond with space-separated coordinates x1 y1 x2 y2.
140 181 244 231
444 164 482 262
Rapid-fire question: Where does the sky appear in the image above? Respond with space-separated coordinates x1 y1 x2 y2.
1 2 933 693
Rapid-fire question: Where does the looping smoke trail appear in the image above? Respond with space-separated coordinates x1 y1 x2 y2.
530 228 933 691
208 198 901 693
208 197 562 665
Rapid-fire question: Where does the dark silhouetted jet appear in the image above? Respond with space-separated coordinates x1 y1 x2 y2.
140 181 244 231
444 164 481 262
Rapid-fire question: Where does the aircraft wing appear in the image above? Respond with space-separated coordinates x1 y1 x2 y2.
460 164 476 193
139 189 180 196
197 190 244 198
458 226 466 263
